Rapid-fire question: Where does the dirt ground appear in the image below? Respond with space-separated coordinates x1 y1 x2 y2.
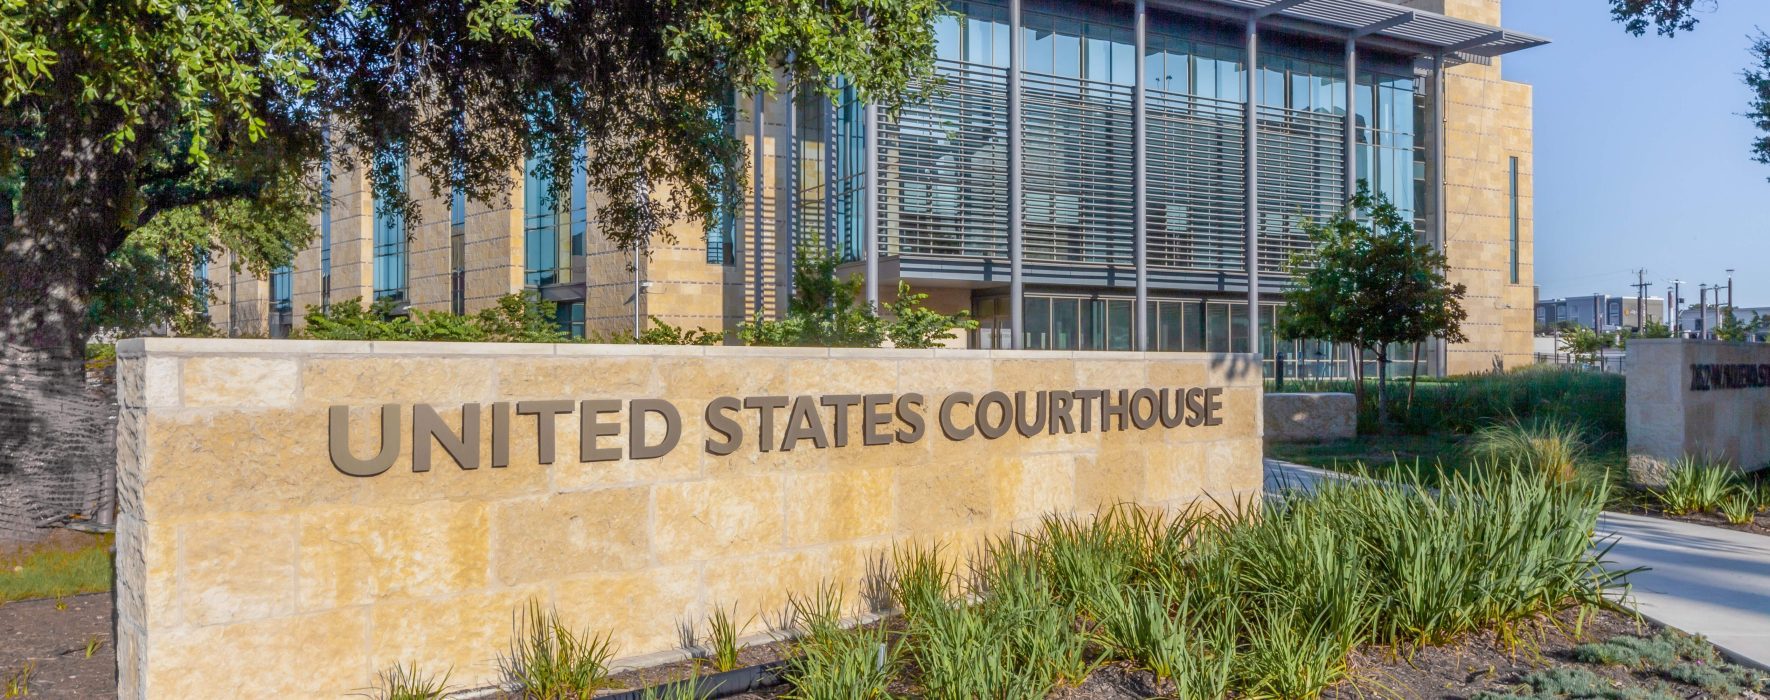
4 598 1760 699
0 593 114 698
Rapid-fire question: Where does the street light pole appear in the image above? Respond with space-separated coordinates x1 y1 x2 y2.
1670 279 1683 335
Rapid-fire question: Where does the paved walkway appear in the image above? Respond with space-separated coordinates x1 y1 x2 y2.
1263 459 1770 670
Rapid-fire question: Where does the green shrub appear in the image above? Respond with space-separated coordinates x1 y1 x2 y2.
1467 416 1591 483
1656 457 1739 515
499 601 617 700
779 586 894 700
298 293 572 343
1719 492 1758 525
601 317 725 345
702 604 748 673
1278 367 1626 441
360 663 452 700
739 249 973 349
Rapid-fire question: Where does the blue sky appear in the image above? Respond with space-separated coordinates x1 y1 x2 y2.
1501 1 1770 307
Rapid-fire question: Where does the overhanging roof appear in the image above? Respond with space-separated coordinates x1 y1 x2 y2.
1149 0 1549 60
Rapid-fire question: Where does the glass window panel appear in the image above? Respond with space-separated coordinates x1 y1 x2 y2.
1206 302 1230 353
1026 297 1051 350
1027 28 1054 75
1230 302 1250 354
1290 70 1310 110
1078 299 1099 350
1193 54 1215 99
937 15 962 61
1112 39 1134 85
993 22 1011 67
1087 36 1111 83
1054 29 1081 78
1107 300 1132 351
1158 302 1182 352
1051 298 1078 350
1219 51 1243 102
1182 301 1205 352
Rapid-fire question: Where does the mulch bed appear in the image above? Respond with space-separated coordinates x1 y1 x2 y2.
0 593 115 698
4 596 1759 699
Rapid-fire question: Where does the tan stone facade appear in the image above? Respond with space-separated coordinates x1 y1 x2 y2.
1399 0 1537 374
113 339 1263 698
1625 340 1770 484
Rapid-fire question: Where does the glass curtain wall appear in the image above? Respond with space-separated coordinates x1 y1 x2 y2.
371 148 408 303
795 87 830 254
1256 40 1346 274
1145 13 1246 272
319 155 332 309
707 93 738 264
829 80 868 262
450 184 468 314
1354 70 1418 222
523 150 572 287
877 1 1011 260
1021 0 1135 265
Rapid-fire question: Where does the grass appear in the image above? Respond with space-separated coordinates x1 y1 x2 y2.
359 663 453 700
2 663 29 699
1469 629 1770 699
0 533 112 604
499 601 618 699
1273 365 1626 439
778 585 894 700
702 604 748 673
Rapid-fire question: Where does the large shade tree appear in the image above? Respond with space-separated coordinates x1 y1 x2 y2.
0 0 941 526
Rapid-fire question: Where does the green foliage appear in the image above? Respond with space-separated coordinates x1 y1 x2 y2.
499 601 618 700
702 604 748 673
2 662 31 699
1467 417 1593 484
602 318 725 346
0 533 113 604
1566 630 1768 697
1750 31 1770 179
1712 306 1761 342
1637 320 1673 339
1280 183 1468 425
1556 327 1613 365
1610 0 1705 37
297 293 572 343
1719 491 1758 524
1656 456 1740 516
740 249 972 348
361 663 453 700
1282 367 1628 441
779 585 895 700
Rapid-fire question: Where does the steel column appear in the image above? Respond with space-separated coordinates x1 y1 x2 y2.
784 85 798 306
863 101 880 310
1244 17 1261 356
1133 0 1150 352
1344 38 1358 202
1008 0 1025 349
1433 51 1448 374
824 86 836 259
752 92 766 316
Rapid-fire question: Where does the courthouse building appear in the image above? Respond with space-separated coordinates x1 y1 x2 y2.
206 0 1544 378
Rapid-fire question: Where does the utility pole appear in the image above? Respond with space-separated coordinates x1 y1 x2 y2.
1670 279 1683 335
1631 269 1649 332
1699 285 1709 339
1727 268 1735 318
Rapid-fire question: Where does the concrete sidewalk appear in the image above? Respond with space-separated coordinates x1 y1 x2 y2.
1596 511 1770 669
1263 459 1770 669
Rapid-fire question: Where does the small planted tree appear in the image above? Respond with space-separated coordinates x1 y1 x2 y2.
1279 185 1468 427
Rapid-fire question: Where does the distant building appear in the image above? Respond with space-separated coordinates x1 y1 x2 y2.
1536 294 1664 333
1676 305 1769 341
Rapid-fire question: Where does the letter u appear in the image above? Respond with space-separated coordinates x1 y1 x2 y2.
329 405 401 477
1014 391 1048 437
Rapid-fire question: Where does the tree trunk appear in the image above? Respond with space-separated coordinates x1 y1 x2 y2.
1348 342 1364 422
1375 345 1390 430
0 116 136 537
1408 341 1421 409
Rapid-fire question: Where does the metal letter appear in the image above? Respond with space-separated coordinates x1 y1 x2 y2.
491 401 511 467
820 394 863 448
1203 387 1225 427
1013 390 1047 437
781 395 831 451
975 391 1012 440
705 396 744 455
939 392 975 441
517 400 574 465
629 399 682 460
744 396 790 453
413 403 481 472
895 393 926 443
580 399 623 462
861 394 894 446
328 404 399 477
1130 388 1160 430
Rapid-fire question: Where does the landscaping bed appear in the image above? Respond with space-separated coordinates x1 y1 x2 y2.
0 592 113 698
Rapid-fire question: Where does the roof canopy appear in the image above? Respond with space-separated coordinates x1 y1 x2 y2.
1151 0 1549 60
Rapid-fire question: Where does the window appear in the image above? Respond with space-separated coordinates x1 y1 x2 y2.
450 183 467 314
708 94 738 264
1508 156 1521 285
523 150 569 286
371 148 407 304
319 154 332 309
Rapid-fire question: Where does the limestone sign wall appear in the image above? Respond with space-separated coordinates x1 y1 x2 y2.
1627 339 1770 483
114 339 1263 699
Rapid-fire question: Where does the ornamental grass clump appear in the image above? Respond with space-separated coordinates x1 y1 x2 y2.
1466 416 1590 483
702 604 749 673
360 663 452 700
1656 456 1739 515
499 601 617 700
779 585 895 700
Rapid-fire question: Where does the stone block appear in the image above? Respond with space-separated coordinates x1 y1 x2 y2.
146 608 370 700
490 487 652 584
1263 393 1356 443
182 357 298 407
654 475 786 563
297 500 490 610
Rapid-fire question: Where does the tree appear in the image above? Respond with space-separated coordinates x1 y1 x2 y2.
1556 326 1611 365
1609 1 1770 177
1279 184 1468 428
0 0 942 524
739 248 975 348
1712 306 1763 342
1639 319 1674 338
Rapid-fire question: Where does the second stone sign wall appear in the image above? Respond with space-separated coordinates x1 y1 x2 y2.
114 339 1264 699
